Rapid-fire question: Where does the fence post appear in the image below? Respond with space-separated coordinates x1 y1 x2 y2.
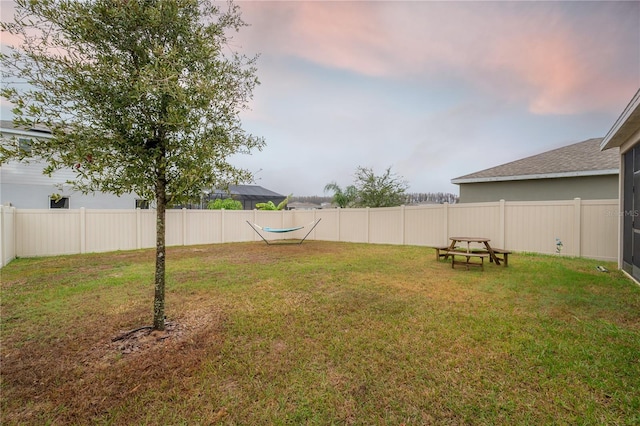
366 207 370 243
400 205 406 245
337 207 341 242
443 202 449 245
0 206 4 268
136 208 141 249
574 198 582 257
80 207 86 254
253 209 258 242
499 199 506 249
221 209 225 243
182 208 187 246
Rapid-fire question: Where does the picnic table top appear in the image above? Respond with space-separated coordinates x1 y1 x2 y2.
450 237 490 243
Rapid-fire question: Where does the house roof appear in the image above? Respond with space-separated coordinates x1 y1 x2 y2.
451 138 619 185
600 88 640 151
0 120 52 138
288 201 321 210
212 185 284 199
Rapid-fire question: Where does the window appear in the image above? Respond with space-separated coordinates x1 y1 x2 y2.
50 196 70 209
18 138 32 154
135 199 150 209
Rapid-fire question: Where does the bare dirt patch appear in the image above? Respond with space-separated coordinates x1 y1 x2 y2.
2 306 227 425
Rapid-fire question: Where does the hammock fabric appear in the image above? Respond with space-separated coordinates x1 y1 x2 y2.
261 225 304 233
246 219 321 245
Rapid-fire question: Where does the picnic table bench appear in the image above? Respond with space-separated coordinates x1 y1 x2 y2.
489 248 511 267
459 247 512 267
432 245 457 261
447 250 490 270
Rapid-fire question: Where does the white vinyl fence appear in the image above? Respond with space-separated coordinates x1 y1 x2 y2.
0 198 619 268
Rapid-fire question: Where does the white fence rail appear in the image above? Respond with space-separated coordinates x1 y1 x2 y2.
0 198 619 268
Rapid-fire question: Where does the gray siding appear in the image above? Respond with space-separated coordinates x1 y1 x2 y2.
458 175 618 203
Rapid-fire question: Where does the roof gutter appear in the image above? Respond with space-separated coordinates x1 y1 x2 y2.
601 88 640 151
451 169 619 185
0 126 53 139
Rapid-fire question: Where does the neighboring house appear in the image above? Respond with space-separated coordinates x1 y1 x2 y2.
1 122 287 211
451 138 619 203
208 185 286 210
600 89 640 282
0 120 145 209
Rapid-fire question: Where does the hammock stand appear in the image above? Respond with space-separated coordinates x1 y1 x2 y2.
246 218 322 245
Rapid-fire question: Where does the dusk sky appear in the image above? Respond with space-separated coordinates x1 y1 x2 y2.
2 1 639 197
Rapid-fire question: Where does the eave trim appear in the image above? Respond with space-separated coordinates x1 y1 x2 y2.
451 169 619 185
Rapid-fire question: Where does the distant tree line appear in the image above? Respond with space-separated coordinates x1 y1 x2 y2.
291 195 334 205
404 192 459 204
292 192 458 206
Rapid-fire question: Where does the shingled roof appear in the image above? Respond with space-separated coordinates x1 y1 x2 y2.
212 185 284 199
451 138 619 184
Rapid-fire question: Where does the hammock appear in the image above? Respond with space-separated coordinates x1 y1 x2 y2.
246 218 322 245
262 225 304 233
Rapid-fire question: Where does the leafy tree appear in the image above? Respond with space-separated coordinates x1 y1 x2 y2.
1 0 264 330
256 193 291 210
207 198 242 210
353 166 408 208
323 182 358 208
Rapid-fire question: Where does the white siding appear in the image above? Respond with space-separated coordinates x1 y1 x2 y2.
1 161 141 209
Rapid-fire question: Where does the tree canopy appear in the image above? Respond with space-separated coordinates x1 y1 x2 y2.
354 166 408 208
207 198 243 210
256 193 291 210
323 182 358 208
1 0 264 330
325 166 408 208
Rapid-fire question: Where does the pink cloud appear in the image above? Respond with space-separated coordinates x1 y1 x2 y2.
238 1 393 77
237 1 638 116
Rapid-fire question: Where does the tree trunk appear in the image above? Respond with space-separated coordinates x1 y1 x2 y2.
153 159 167 331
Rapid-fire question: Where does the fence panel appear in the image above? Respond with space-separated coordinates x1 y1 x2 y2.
139 209 157 249
448 203 501 249
580 200 618 261
16 209 81 257
85 210 137 253
1 206 16 267
228 210 261 242
338 208 368 243
184 210 222 245
290 210 321 241
313 209 339 241
165 210 185 247
404 205 445 246
369 207 403 245
505 201 575 256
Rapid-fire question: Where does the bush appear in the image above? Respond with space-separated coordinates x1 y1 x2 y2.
207 198 242 210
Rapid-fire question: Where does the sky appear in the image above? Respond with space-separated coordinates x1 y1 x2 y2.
2 1 639 197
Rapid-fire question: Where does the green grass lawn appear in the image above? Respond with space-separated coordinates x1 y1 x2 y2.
1 242 639 425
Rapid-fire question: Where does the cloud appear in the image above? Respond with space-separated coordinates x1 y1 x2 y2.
237 1 639 116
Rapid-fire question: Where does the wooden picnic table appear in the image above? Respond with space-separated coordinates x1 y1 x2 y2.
447 236 501 267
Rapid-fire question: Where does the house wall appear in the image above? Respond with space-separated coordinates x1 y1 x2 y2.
617 127 640 280
1 161 142 209
0 198 619 267
458 175 618 203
